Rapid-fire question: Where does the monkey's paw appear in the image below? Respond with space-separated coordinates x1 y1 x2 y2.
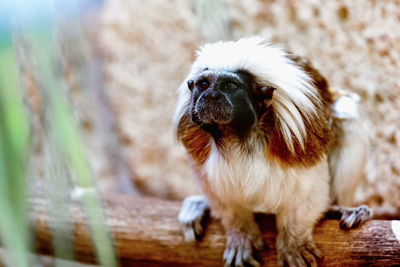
340 205 373 229
178 195 210 242
277 239 322 267
223 231 263 267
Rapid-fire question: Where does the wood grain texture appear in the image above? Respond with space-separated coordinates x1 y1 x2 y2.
30 195 400 266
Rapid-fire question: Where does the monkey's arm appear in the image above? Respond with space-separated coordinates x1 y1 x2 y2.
179 194 263 267
220 207 263 267
178 195 210 242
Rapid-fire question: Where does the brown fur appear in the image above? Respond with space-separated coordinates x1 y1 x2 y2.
253 54 334 167
177 114 211 166
260 108 332 167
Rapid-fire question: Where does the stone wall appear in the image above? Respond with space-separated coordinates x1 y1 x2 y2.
100 0 400 214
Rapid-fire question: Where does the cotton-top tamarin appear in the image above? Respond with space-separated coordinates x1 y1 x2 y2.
174 37 372 267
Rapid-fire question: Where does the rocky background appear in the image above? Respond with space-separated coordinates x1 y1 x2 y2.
95 0 400 215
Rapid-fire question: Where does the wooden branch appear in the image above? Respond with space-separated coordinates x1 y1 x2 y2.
30 194 400 266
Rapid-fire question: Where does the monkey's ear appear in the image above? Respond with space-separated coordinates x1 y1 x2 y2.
256 86 276 111
260 86 276 101
187 79 194 91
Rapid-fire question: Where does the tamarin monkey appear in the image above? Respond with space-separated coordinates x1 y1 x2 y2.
174 37 372 267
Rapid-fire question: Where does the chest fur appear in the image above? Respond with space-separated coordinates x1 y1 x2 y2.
202 137 330 214
177 117 330 213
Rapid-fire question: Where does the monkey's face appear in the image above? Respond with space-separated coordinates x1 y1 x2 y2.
188 69 257 135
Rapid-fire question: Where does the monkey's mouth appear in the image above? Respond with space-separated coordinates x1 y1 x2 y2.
194 99 233 125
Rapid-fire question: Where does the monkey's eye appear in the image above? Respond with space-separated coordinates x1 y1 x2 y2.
226 82 237 91
198 79 210 91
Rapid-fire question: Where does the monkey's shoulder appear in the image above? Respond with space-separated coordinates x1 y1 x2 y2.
258 103 332 167
266 118 332 167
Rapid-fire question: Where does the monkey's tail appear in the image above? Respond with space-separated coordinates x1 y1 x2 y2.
328 90 370 206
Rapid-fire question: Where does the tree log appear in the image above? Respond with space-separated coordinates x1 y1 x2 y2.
30 194 400 266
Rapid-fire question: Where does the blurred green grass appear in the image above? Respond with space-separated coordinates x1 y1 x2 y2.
0 26 30 267
0 1 118 266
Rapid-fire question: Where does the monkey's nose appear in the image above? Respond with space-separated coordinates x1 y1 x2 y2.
203 89 223 101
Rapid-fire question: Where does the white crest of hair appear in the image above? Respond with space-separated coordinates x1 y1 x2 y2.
204 132 330 213
187 36 320 152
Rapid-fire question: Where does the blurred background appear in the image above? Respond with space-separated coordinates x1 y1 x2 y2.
97 0 400 211
1 0 400 266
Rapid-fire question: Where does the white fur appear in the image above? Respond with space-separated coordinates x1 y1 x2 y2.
178 195 210 242
174 37 320 153
331 95 360 119
204 132 330 215
329 94 369 205
173 80 191 135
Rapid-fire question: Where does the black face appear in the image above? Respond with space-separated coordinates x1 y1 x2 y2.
188 69 257 137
